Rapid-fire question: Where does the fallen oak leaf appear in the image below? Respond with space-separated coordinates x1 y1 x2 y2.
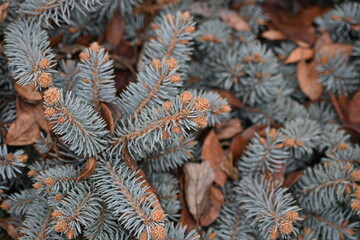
215 119 243 140
221 151 240 180
261 29 287 40
14 84 42 101
184 161 214 224
76 157 97 182
201 130 227 187
219 9 251 31
0 217 20 239
178 174 197 230
199 185 224 226
297 60 323 101
105 11 125 48
285 47 314 64
283 170 303 188
0 1 10 23
349 90 360 124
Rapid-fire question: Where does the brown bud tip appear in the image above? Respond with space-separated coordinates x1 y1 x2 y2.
6 153 13 160
89 42 101 53
51 210 63 219
151 209 165 222
44 107 56 118
44 87 61 105
44 177 56 186
269 226 279 240
194 97 210 111
295 140 303 147
18 154 28 163
39 58 50 70
166 57 177 70
0 201 11 211
55 220 68 233
352 170 360 181
79 52 90 62
66 228 75 239
162 131 169 139
284 138 294 147
150 225 166 240
279 220 293 234
180 91 193 105
269 128 277 139
351 199 360 211
162 101 171 111
184 26 195 33
172 126 181 134
331 15 341 21
339 142 348 150
193 115 207 128
284 211 299 221
139 231 148 240
27 169 37 177
170 74 181 83
33 182 43 189
355 190 360 199
181 11 190 21
152 59 161 70
57 116 66 124
220 104 231 113
259 137 267 145
198 34 214 42
54 194 63 201
304 228 312 234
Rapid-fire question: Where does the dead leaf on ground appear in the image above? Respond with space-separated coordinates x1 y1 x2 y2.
199 186 224 226
0 1 10 23
212 89 246 109
261 29 287 40
266 163 286 184
230 124 267 161
184 161 215 223
76 157 97 182
285 47 314 64
100 102 115 135
297 60 323 101
215 119 243 140
106 11 125 48
283 170 303 188
264 5 328 44
219 10 251 31
5 97 44 145
349 91 360 124
14 84 42 102
315 32 353 59
201 130 227 187
0 217 20 239
179 174 197 230
221 151 240 180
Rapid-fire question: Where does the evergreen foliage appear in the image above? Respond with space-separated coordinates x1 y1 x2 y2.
0 1 359 240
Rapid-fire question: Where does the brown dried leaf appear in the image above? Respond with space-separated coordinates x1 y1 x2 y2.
100 102 115 135
5 97 41 145
199 186 224 226
315 33 353 59
212 89 246 109
201 130 227 187
297 60 323 101
14 84 42 101
220 10 251 31
184 161 214 223
261 30 287 40
0 1 10 23
106 11 125 47
329 92 350 124
349 91 360 124
0 217 20 239
285 47 314 64
76 157 97 182
221 151 240 180
230 124 267 161
215 119 243 140
179 174 197 230
283 170 303 188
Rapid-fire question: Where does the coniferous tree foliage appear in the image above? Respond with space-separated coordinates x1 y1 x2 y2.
0 0 359 240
